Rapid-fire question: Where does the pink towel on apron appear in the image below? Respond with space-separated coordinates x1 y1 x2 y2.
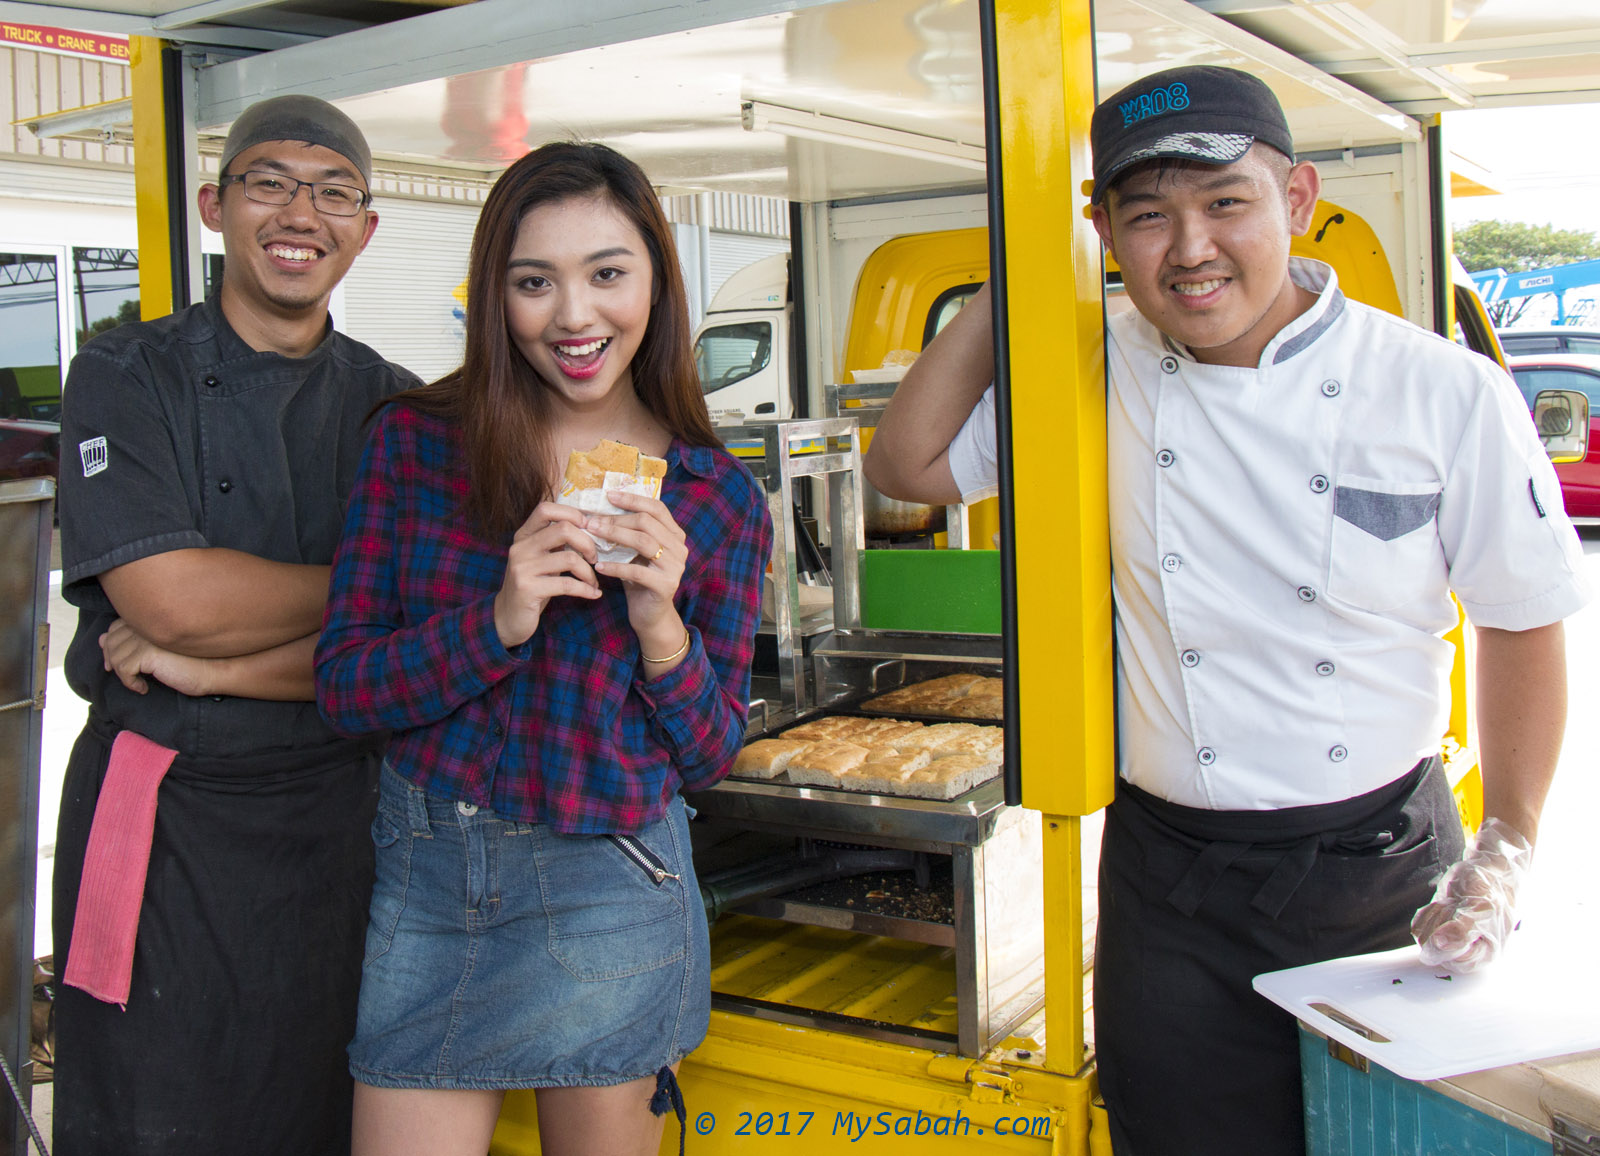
63 729 179 1007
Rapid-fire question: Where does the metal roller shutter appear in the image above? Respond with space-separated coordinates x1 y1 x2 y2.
339 196 481 382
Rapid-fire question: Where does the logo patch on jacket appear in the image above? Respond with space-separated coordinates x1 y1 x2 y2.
79 436 108 478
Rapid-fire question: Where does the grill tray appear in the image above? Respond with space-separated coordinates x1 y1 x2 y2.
728 702 1002 802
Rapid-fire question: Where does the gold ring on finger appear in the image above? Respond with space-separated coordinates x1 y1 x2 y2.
652 546 664 562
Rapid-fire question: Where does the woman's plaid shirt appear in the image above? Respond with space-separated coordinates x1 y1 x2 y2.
314 404 773 834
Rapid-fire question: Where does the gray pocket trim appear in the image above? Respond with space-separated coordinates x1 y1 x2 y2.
1333 485 1440 541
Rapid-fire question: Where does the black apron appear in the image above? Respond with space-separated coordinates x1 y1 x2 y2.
52 711 381 1156
1093 758 1464 1156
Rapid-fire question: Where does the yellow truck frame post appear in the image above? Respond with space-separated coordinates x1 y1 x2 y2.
990 0 1111 1085
129 36 202 320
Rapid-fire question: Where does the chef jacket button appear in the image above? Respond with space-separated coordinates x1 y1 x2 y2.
1196 747 1216 766
1320 379 1341 398
1315 660 1335 676
218 479 233 493
203 375 219 388
457 801 478 816
211 695 224 702
1156 449 1175 468
1160 356 1179 374
1161 553 1182 573
1328 744 1348 763
1310 474 1329 493
1297 585 1317 602
1180 649 1201 667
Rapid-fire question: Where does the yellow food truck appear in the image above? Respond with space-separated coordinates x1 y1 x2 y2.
16 0 1600 1152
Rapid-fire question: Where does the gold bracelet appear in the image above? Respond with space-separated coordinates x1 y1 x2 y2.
641 630 692 664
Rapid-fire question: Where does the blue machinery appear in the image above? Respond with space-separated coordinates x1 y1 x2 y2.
1471 258 1600 326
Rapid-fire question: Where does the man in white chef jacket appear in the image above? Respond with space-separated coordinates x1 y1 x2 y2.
868 65 1591 1156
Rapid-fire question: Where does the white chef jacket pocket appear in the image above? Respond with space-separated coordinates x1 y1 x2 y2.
1327 476 1444 613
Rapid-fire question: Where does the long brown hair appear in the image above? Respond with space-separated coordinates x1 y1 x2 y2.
391 141 720 537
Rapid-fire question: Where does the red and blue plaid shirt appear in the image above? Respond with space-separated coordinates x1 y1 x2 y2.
314 404 772 834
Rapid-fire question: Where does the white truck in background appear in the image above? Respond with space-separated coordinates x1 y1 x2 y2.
692 252 794 422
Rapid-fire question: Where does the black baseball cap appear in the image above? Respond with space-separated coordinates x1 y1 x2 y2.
1091 66 1294 204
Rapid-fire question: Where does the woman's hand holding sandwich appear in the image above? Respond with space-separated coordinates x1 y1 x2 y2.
588 492 691 675
492 502 603 649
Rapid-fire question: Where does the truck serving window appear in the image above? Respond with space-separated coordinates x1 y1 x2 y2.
923 285 981 348
694 320 772 394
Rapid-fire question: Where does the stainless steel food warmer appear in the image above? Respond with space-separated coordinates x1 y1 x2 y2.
694 417 1042 1057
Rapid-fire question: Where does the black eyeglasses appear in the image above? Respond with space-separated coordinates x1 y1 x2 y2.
218 171 371 217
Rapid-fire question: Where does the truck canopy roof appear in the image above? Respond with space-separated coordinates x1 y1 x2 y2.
35 0 1600 203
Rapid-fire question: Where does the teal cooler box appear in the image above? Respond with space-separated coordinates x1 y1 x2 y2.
1255 930 1600 1156
1299 1030 1600 1155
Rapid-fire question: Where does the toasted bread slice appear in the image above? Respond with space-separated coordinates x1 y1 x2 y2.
948 689 1003 718
563 451 607 491
785 740 871 785
864 673 991 713
833 759 918 795
782 716 864 742
588 438 641 475
863 749 932 775
564 439 668 496
896 724 980 754
731 738 813 780
901 753 996 799
856 720 926 744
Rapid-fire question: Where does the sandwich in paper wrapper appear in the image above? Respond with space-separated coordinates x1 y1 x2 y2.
558 439 668 564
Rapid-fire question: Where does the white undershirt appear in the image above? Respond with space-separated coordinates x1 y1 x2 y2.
947 384 998 504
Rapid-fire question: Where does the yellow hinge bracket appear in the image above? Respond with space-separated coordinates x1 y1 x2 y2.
926 1053 1094 1112
926 1056 1014 1102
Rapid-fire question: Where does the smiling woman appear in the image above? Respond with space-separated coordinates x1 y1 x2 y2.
313 141 772 1156
503 194 654 411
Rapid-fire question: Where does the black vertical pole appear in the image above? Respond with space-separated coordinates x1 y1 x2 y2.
161 44 192 308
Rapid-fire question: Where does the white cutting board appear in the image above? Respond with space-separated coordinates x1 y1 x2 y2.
1253 906 1600 1080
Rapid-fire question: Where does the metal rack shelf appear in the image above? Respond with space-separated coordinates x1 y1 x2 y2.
718 415 864 718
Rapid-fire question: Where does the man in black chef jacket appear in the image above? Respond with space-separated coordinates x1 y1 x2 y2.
52 94 419 1156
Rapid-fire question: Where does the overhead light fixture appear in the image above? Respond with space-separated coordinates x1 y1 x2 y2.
741 100 986 172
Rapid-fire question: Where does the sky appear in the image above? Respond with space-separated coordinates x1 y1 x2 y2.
1447 102 1600 236
1446 102 1600 324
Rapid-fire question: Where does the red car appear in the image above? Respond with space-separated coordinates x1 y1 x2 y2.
1507 353 1600 525
0 418 60 484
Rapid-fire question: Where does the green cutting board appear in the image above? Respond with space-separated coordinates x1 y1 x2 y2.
858 549 1001 634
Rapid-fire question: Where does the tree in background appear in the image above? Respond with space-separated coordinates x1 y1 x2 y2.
1455 220 1600 274
75 297 141 346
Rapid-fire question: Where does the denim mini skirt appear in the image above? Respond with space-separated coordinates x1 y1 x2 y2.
348 763 711 1090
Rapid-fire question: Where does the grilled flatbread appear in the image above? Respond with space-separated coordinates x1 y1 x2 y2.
785 740 872 785
562 439 669 495
731 738 814 780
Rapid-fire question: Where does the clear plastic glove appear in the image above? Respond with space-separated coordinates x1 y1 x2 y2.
1411 817 1532 974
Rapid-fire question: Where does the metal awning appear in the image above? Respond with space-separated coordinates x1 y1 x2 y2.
6 0 1597 197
